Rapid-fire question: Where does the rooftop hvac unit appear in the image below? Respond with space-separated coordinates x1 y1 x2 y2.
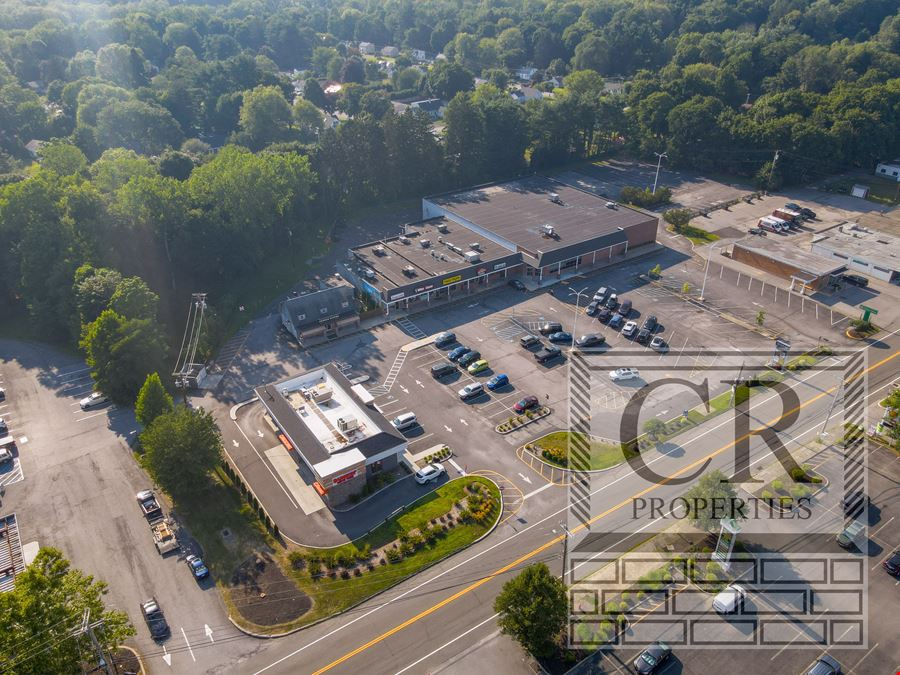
437 236 443 243
398 235 410 244
362 268 376 279
469 242 481 251
403 265 417 276
548 192 562 204
309 383 333 403
437 223 449 233
541 223 555 237
464 251 481 263
337 416 359 432
373 245 385 255
420 239 431 248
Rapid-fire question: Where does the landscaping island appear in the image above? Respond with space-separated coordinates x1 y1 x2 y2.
526 431 635 471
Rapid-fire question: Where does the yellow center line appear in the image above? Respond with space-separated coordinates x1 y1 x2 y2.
312 349 899 675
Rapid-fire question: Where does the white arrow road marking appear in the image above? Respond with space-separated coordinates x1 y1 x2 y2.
459 418 469 426
517 472 533 485
181 627 196 662
232 439 239 448
548 306 557 312
256 429 264 438
205 624 215 642
415 380 425 388
476 337 483 342
399 385 409 394
448 458 465 475
162 645 171 666
18 436 27 444
444 425 453 433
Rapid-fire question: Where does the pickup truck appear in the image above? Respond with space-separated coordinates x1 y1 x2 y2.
136 490 163 520
151 519 180 555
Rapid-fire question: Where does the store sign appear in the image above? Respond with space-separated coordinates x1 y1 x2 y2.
493 262 507 270
389 292 405 300
332 470 358 485
477 267 487 275
415 284 435 293
442 275 462 285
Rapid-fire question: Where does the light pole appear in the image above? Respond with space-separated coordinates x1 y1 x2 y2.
652 152 667 195
560 521 571 583
569 286 590 340
699 241 724 301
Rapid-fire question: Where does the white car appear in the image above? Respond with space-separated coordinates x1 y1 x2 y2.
79 391 110 410
649 335 668 352
0 447 13 464
458 383 484 400
609 367 640 382
414 462 445 484
621 320 638 338
712 584 745 614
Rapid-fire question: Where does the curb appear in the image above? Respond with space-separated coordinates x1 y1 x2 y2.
519 443 627 475
116 645 146 675
495 407 552 434
226 475 504 639
229 396 259 421
330 473 414 513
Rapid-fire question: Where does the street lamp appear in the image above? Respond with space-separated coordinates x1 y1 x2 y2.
699 241 725 301
569 286 590 340
652 152 668 195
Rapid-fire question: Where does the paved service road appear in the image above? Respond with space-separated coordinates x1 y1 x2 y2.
233 332 899 675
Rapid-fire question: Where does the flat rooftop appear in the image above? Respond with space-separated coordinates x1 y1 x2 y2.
813 226 900 272
256 364 404 474
427 176 653 257
351 217 513 291
733 237 847 277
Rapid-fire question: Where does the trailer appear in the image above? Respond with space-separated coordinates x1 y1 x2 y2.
772 208 801 226
151 519 180 555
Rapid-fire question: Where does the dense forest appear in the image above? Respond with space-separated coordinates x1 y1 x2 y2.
0 0 898 389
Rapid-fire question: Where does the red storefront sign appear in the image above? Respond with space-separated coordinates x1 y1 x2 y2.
332 470 358 485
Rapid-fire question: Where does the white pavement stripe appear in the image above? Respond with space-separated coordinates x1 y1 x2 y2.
523 482 554 500
394 613 499 675
181 627 196 662
447 458 465 475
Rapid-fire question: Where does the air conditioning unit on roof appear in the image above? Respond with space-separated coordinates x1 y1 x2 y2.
373 245 385 255
398 235 410 244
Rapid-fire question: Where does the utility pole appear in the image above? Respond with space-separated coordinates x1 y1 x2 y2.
652 152 667 195
560 521 571 584
79 609 113 675
767 149 780 193
172 292 207 402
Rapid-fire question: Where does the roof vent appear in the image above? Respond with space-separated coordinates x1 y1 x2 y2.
398 235 410 244
437 223 449 233
548 192 562 204
403 265 417 276
373 245 385 255
469 242 481 251
540 223 555 238
420 239 431 248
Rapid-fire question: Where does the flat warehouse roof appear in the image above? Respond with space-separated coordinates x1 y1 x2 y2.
733 238 846 277
426 176 654 258
352 217 514 291
813 229 900 272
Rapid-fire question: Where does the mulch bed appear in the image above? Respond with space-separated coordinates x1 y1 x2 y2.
110 648 141 675
230 552 312 627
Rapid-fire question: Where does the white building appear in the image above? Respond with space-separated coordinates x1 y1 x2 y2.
810 225 900 283
381 45 399 57
875 159 900 182
516 66 538 81
358 41 375 55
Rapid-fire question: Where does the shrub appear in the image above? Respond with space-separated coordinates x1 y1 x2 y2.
649 263 662 277
789 466 809 482
356 544 371 562
636 591 646 602
340 569 351 579
354 567 362 577
771 479 784 492
790 484 810 499
760 489 774 501
621 592 631 605
337 551 355 568
399 541 414 556
664 208 692 231
288 551 306 569
705 572 718 583
308 563 322 578
386 548 402 563
621 185 672 208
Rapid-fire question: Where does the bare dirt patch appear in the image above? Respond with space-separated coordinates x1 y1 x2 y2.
229 551 312 627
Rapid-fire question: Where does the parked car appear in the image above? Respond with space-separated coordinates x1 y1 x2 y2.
784 202 801 211
458 383 484 400
618 298 633 316
458 350 482 367
712 584 745 613
641 315 658 332
0 418 7 435
608 314 624 330
414 463 445 484
804 655 841 675
605 294 619 309
431 362 456 379
841 490 868 515
508 279 526 291
636 328 652 344
548 331 572 344
799 207 817 220
748 227 767 236
597 308 613 323
842 273 868 288
0 387 5 401
633 641 671 675
649 336 668 352
881 550 900 575
141 598 170 640
433 331 456 347
487 374 509 390
514 395 539 413
185 554 209 580
391 412 418 431
448 345 470 361
836 521 865 549
520 334 541 349
575 334 605 348
79 391 110 410
609 367 640 382
539 321 563 335
594 286 608 302
467 359 489 375
0 441 13 465
585 301 600 316
534 345 562 364
621 321 638 338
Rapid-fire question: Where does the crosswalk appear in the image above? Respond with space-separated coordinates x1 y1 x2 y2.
0 514 24 593
213 326 251 373
0 459 23 488
369 350 408 396
393 317 427 340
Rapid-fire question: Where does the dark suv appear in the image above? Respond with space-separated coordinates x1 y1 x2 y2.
430 362 456 379
641 315 658 332
539 321 563 335
534 345 562 364
520 334 541 349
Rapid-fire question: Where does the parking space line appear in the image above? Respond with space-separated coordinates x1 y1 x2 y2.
181 627 196 662
75 407 118 422
870 516 895 539
407 433 434 446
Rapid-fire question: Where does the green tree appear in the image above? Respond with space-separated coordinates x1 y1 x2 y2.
135 372 174 427
38 141 87 176
643 417 666 440
73 264 122 325
0 548 134 673
141 405 223 499
95 100 183 155
157 150 194 181
109 276 159 320
494 563 568 657
756 310 766 326
681 469 741 532
80 309 168 403
90 148 156 193
237 85 293 149
664 208 692 232
304 78 329 110
292 98 325 142
427 60 474 100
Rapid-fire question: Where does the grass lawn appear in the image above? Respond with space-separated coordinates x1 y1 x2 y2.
823 176 900 206
532 431 633 470
280 476 501 627
173 468 271 580
666 224 720 244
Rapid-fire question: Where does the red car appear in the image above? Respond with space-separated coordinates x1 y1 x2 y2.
514 396 539 413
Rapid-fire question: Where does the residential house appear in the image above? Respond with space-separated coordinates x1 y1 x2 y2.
381 45 399 57
516 66 538 81
510 85 544 104
409 98 446 120
875 159 900 182
24 140 46 157
279 285 359 345
411 49 428 62
358 42 375 55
